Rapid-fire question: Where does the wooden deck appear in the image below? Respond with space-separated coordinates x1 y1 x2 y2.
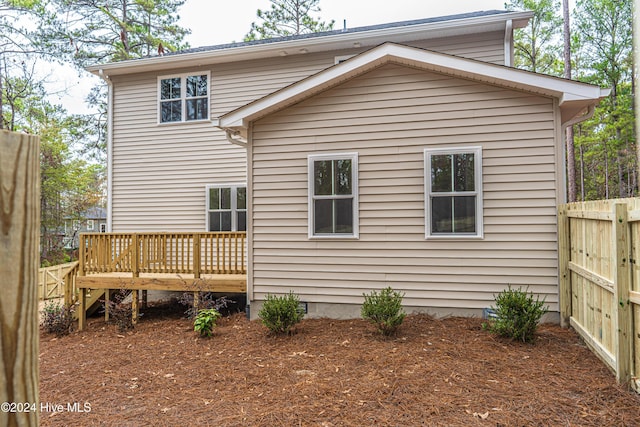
76 232 247 330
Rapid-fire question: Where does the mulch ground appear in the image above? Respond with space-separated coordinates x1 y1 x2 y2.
39 303 640 427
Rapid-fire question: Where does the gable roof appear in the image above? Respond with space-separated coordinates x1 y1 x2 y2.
86 10 532 77
217 42 609 139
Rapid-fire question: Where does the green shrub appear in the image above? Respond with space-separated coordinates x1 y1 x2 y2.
193 308 221 337
41 301 74 337
258 292 305 335
488 285 548 343
361 287 406 336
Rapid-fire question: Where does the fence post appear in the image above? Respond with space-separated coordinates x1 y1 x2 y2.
613 202 632 385
558 205 571 328
0 130 40 426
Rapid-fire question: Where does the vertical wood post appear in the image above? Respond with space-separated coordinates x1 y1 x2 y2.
131 234 139 278
0 130 40 426
78 288 87 331
558 205 572 327
193 233 201 279
78 233 85 276
613 202 632 385
131 290 139 325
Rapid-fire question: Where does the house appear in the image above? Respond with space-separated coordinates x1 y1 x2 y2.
87 10 608 321
64 206 107 249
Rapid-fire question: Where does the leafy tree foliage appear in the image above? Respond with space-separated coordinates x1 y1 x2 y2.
508 0 635 200
506 0 563 74
55 0 191 68
244 0 334 41
573 0 634 199
6 74 105 265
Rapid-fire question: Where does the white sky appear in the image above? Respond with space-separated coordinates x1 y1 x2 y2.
58 0 510 114
179 0 508 46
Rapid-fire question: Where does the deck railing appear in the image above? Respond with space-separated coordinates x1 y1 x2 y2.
78 232 247 277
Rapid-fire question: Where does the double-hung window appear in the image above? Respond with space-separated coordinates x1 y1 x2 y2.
159 72 209 123
308 153 358 238
425 147 483 238
206 185 246 232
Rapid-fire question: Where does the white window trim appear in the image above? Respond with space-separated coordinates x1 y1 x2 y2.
157 71 211 124
205 183 247 232
308 152 359 239
86 219 95 231
99 223 107 233
424 146 484 240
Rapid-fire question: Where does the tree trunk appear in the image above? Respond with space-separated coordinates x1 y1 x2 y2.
563 0 577 202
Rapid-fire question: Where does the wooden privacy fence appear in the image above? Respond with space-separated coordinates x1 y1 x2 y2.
38 261 79 302
558 198 640 392
78 232 247 276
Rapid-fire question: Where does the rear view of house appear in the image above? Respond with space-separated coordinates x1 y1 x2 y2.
87 10 608 321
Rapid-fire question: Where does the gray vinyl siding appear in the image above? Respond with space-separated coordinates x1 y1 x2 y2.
249 63 560 311
110 31 507 231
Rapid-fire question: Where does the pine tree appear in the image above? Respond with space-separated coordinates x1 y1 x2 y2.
244 0 334 41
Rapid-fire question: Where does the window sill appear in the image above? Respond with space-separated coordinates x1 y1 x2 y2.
308 234 359 240
157 118 211 126
425 234 484 241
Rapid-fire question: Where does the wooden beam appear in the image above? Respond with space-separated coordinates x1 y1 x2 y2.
568 261 615 292
76 275 247 293
613 202 632 385
558 205 571 327
0 130 40 426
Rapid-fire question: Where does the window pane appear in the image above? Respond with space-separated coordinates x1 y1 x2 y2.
220 187 231 209
431 196 453 233
237 187 246 209
161 100 181 122
208 212 221 231
431 154 452 192
335 198 353 233
220 211 231 231
186 98 208 120
335 159 352 195
161 77 181 99
453 196 476 233
186 75 207 97
314 160 332 195
454 153 475 192
209 188 219 210
314 199 333 234
237 211 247 231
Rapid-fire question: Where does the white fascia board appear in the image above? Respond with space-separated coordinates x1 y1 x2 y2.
86 11 533 77
219 43 608 131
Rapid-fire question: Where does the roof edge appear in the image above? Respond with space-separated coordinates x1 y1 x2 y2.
87 10 533 76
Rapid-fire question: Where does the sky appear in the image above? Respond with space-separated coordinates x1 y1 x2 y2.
58 0 511 114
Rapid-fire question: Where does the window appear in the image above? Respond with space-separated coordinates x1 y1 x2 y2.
206 185 246 232
308 153 358 238
72 220 81 231
159 72 209 123
86 219 95 231
425 147 483 238
99 223 107 233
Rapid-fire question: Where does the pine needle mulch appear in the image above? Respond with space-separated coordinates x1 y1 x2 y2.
39 307 640 426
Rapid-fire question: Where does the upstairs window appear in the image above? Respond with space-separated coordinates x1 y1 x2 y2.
206 185 246 232
425 147 483 239
308 153 359 238
159 73 209 123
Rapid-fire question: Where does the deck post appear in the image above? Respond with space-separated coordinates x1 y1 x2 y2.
193 233 201 279
613 202 632 385
78 288 87 330
0 130 40 426
131 234 139 323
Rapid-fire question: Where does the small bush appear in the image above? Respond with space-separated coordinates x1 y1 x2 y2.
194 308 221 337
258 292 304 335
41 301 75 336
488 285 548 343
361 287 406 336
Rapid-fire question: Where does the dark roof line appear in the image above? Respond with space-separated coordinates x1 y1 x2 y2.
167 10 510 57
